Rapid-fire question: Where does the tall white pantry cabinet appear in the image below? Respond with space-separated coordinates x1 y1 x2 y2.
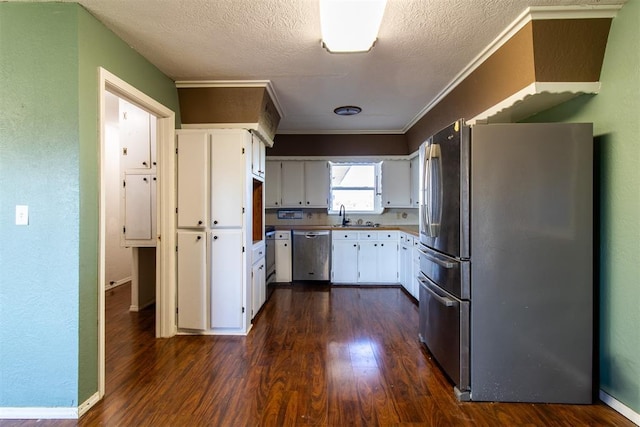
175 128 258 335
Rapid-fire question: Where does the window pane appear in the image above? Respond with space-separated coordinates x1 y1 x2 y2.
331 164 375 188
331 189 375 211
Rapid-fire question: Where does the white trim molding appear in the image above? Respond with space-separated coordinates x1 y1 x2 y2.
466 81 601 125
600 390 640 425
0 407 78 420
403 4 623 132
0 392 100 420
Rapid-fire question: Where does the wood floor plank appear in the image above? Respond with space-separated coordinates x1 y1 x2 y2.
0 282 635 426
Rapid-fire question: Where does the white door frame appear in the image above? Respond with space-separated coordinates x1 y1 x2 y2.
97 67 177 398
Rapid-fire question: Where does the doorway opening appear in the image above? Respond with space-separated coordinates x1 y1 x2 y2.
97 68 177 399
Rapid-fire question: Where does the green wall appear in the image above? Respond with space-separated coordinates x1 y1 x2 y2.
0 2 180 409
527 1 640 413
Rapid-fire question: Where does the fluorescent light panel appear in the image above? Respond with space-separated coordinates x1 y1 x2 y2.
320 0 387 53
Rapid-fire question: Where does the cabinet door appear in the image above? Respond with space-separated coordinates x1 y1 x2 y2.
275 238 292 282
177 132 208 228
304 160 329 207
410 155 420 208
382 160 411 208
119 98 151 170
378 240 399 283
211 132 245 228
358 241 379 283
251 259 265 319
280 161 305 207
399 242 411 292
265 161 281 208
123 173 152 240
177 231 207 330
332 240 359 283
211 229 244 329
251 134 265 180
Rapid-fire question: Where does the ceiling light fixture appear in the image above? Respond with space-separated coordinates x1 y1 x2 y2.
320 0 387 53
334 105 362 116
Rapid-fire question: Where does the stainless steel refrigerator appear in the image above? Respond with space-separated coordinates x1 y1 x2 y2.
417 120 593 403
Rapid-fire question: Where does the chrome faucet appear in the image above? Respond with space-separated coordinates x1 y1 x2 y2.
339 204 349 226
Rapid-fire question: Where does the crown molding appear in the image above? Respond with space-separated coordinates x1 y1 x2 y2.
402 4 624 133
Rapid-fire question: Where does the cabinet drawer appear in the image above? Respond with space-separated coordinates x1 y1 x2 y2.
275 231 290 240
378 231 398 241
252 242 265 261
333 231 359 240
358 232 378 240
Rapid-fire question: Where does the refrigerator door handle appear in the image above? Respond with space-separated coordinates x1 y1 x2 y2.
424 143 433 235
418 247 456 269
418 276 455 307
430 143 442 236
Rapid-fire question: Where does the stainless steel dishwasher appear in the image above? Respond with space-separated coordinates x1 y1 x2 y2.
292 230 331 281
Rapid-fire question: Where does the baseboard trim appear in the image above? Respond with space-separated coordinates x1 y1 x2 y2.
600 389 640 425
78 392 100 417
105 277 131 291
0 407 78 420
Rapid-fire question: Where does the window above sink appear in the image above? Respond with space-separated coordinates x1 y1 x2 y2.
328 161 383 215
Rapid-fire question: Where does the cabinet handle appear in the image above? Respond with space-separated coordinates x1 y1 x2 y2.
374 243 378 247
353 244 356 247
381 243 384 247
198 220 203 225
143 177 148 182
213 236 218 240
213 220 218 225
299 201 302 205
153 161 156 166
306 201 310 205
197 236 202 241
284 243 287 247
143 161 148 166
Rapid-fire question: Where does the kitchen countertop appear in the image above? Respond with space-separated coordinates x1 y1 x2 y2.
270 224 419 237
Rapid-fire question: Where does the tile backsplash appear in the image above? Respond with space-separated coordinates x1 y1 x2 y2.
266 208 418 227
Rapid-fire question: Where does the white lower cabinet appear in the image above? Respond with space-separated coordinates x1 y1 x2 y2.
177 231 207 330
275 231 292 282
331 232 359 283
210 229 244 329
251 242 266 319
399 237 412 293
332 231 399 284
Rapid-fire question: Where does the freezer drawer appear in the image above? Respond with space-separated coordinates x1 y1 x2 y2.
418 244 469 300
418 273 469 395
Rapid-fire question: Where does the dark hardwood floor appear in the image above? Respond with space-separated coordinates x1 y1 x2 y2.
2 282 633 426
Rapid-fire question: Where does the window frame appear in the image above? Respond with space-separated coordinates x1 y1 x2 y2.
327 161 383 215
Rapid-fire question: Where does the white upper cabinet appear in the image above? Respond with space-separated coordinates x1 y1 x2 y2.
280 161 305 207
410 155 420 208
251 133 265 180
279 160 329 208
382 160 411 208
176 132 208 229
119 98 153 170
304 160 329 207
121 171 156 246
265 160 282 208
210 130 248 228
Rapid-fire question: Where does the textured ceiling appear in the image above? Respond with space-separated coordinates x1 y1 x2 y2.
22 0 626 133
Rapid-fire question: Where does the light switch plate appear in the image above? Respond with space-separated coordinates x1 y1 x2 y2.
16 205 28 225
